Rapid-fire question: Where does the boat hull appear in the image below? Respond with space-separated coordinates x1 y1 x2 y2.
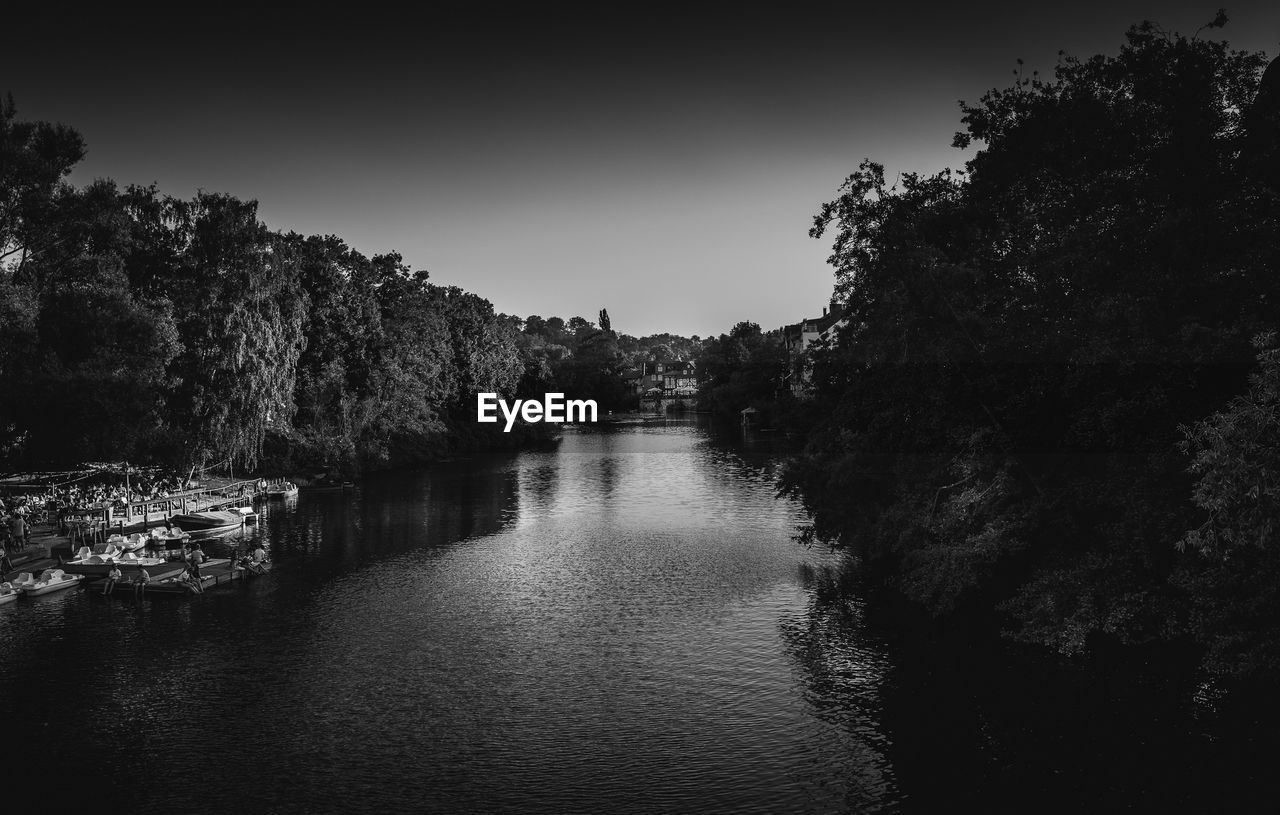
170 511 246 536
0 591 18 605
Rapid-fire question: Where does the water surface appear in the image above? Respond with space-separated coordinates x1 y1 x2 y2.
6 420 1271 812
2 422 892 813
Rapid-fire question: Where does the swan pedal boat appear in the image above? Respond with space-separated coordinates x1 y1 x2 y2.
104 533 151 553
11 570 84 596
62 550 170 577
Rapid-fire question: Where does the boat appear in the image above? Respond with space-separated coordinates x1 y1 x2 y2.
105 533 150 553
21 569 84 596
0 582 20 605
61 552 172 578
168 510 247 536
265 481 298 499
149 527 190 545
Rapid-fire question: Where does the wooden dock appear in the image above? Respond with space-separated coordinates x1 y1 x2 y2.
82 558 249 597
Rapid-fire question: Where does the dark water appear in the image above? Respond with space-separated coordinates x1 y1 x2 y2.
2 421 1276 812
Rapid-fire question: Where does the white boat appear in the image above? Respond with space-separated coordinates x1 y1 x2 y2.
149 528 190 544
62 552 169 577
105 533 149 553
21 569 84 596
265 481 298 498
0 583 20 605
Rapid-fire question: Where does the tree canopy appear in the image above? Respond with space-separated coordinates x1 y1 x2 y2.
779 19 1280 681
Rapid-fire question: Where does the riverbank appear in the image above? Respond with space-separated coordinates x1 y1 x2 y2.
256 411 565 482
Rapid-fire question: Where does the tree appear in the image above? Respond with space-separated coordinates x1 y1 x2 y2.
0 95 85 278
524 314 547 336
164 192 306 471
782 17 1280 666
1176 334 1280 679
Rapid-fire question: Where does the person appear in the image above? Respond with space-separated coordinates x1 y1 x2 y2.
179 568 203 594
134 567 150 598
188 543 204 581
248 543 268 575
103 562 122 596
9 514 25 549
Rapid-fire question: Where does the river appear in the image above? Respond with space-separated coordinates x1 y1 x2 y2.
2 420 1273 812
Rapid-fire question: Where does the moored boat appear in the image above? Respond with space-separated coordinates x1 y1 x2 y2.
105 533 149 553
21 569 84 596
0 583 19 605
265 481 298 498
169 510 247 536
61 553 172 578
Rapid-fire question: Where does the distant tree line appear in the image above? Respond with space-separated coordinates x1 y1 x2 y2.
0 98 692 477
708 21 1280 685
515 309 701 411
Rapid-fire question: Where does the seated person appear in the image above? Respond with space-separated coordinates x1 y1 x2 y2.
248 544 268 573
134 568 150 597
103 564 122 596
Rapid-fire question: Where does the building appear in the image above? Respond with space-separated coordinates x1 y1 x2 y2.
634 360 697 397
781 300 846 396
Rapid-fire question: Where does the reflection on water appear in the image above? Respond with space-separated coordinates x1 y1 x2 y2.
2 420 896 813
3 418 1261 812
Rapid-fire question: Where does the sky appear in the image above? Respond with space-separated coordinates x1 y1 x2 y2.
6 2 1280 338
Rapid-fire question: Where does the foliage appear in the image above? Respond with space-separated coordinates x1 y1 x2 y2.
696 321 788 421
0 100 539 476
1175 335 1280 679
779 19 1280 678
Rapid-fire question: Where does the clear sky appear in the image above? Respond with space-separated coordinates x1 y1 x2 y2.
6 2 1279 337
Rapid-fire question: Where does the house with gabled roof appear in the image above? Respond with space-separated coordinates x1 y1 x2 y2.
781 300 846 395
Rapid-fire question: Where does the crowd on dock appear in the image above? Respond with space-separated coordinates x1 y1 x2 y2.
19 473 193 514
0 470 198 548
2 497 34 552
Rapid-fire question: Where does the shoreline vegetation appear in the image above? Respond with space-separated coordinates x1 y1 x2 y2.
696 20 1280 690
0 102 696 482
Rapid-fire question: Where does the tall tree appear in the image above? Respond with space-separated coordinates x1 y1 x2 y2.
783 18 1280 670
164 193 306 470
